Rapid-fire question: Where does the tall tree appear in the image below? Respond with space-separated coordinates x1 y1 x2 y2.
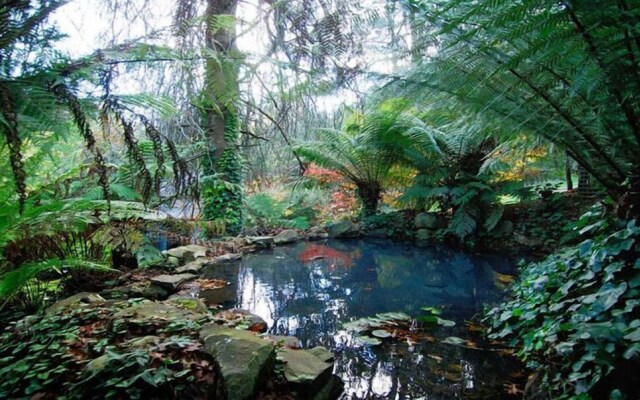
199 0 244 235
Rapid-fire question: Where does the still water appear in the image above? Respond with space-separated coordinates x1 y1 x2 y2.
200 239 522 399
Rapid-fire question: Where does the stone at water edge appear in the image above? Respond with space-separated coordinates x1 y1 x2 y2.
199 323 276 400
327 221 360 238
213 253 242 263
216 308 268 333
273 229 302 245
162 244 209 262
150 273 197 290
415 229 432 242
245 236 274 247
175 258 211 274
277 346 341 399
414 212 438 229
262 335 302 349
307 226 329 241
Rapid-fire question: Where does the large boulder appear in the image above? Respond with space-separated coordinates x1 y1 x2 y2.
274 229 302 245
327 221 360 238
414 212 438 229
150 273 197 290
199 323 276 400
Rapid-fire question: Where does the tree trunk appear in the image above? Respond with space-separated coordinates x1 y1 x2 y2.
357 183 381 217
565 151 574 191
201 0 244 235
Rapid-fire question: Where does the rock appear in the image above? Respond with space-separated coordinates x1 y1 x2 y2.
277 346 335 395
415 229 433 242
307 346 334 363
46 292 104 315
245 236 274 247
200 323 275 400
216 308 268 333
103 282 169 300
494 220 514 236
175 258 210 274
514 232 543 247
166 255 180 267
327 221 360 238
262 335 302 349
307 226 329 241
364 228 388 238
85 354 109 372
113 300 208 322
125 335 160 349
162 244 208 262
274 229 302 245
213 253 242 263
414 212 438 229
150 273 197 290
167 297 210 313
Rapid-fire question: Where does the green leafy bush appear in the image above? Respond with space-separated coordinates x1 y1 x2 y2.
487 219 640 399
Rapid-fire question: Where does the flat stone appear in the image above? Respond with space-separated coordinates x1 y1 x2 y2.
277 347 334 386
274 229 302 245
200 323 275 400
262 335 302 349
216 308 268 333
327 221 360 238
414 212 438 229
46 292 105 315
245 236 274 246
213 253 242 263
162 244 208 262
150 273 197 290
103 282 169 300
113 300 208 322
175 258 211 274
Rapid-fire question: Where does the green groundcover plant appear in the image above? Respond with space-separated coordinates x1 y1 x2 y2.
487 213 640 399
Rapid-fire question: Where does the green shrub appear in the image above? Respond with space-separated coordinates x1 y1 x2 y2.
487 219 640 399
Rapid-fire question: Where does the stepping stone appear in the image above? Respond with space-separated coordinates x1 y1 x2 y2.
150 273 197 290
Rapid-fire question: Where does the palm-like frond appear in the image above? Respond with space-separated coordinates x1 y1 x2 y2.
392 0 640 202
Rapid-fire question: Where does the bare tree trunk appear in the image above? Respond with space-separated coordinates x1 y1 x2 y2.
565 151 574 191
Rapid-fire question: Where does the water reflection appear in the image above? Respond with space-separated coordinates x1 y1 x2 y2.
200 239 520 399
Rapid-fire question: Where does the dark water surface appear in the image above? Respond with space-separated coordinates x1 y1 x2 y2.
200 239 522 399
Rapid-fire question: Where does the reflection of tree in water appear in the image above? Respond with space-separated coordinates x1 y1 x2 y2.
201 239 517 398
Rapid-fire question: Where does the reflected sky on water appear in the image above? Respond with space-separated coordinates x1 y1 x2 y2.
201 239 521 399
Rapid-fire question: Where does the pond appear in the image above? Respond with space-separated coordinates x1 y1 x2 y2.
199 239 523 399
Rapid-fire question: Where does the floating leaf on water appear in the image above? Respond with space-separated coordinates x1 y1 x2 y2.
342 320 369 332
436 318 456 327
372 329 391 339
356 336 382 346
376 312 411 321
442 336 466 345
417 315 438 324
419 307 442 315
